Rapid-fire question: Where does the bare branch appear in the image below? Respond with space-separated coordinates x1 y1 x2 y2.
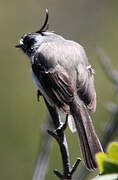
44 98 81 179
70 158 81 176
96 47 118 85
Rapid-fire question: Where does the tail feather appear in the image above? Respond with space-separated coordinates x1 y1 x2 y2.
70 97 103 171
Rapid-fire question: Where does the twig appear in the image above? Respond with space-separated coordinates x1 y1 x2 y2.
96 47 118 146
44 98 81 179
96 47 118 85
101 110 118 149
70 158 81 176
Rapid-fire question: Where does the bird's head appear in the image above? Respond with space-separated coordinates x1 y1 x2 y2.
16 9 49 57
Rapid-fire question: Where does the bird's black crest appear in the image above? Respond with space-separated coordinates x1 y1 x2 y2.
36 9 49 34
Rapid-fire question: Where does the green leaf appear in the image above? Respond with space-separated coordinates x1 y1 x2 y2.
96 152 108 173
103 160 118 174
96 142 118 174
107 142 118 164
92 174 118 180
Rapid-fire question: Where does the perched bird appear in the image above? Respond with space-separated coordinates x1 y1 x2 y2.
16 9 103 170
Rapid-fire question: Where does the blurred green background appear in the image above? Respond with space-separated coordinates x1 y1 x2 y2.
1 0 118 179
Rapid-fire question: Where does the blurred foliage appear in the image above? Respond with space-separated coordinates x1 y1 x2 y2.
93 142 118 180
0 0 118 180
96 142 118 174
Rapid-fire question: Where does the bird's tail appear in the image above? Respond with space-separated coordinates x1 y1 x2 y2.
70 97 103 171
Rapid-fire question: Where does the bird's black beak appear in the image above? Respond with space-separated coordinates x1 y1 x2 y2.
15 44 22 48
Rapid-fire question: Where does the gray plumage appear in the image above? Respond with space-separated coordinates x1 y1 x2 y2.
31 32 96 112
16 28 103 170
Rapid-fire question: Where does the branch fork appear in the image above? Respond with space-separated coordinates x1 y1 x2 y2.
47 115 81 180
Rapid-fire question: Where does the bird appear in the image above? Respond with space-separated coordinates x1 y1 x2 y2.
16 9 103 170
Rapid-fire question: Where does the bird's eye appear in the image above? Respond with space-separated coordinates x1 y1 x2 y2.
24 37 34 46
22 35 36 54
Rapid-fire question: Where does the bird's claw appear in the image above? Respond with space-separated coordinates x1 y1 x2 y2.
55 114 68 135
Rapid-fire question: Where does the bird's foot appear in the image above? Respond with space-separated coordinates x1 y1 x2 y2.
55 114 68 135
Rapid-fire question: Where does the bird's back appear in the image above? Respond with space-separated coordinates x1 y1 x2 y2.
35 32 96 112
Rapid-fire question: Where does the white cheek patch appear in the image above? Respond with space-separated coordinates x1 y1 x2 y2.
20 39 23 45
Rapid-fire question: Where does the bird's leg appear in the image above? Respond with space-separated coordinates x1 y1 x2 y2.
54 114 68 135
37 89 42 102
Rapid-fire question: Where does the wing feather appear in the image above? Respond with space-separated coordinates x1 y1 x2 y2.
32 60 74 112
33 41 96 112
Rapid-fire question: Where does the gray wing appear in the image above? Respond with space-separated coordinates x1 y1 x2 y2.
32 55 74 112
33 40 96 112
